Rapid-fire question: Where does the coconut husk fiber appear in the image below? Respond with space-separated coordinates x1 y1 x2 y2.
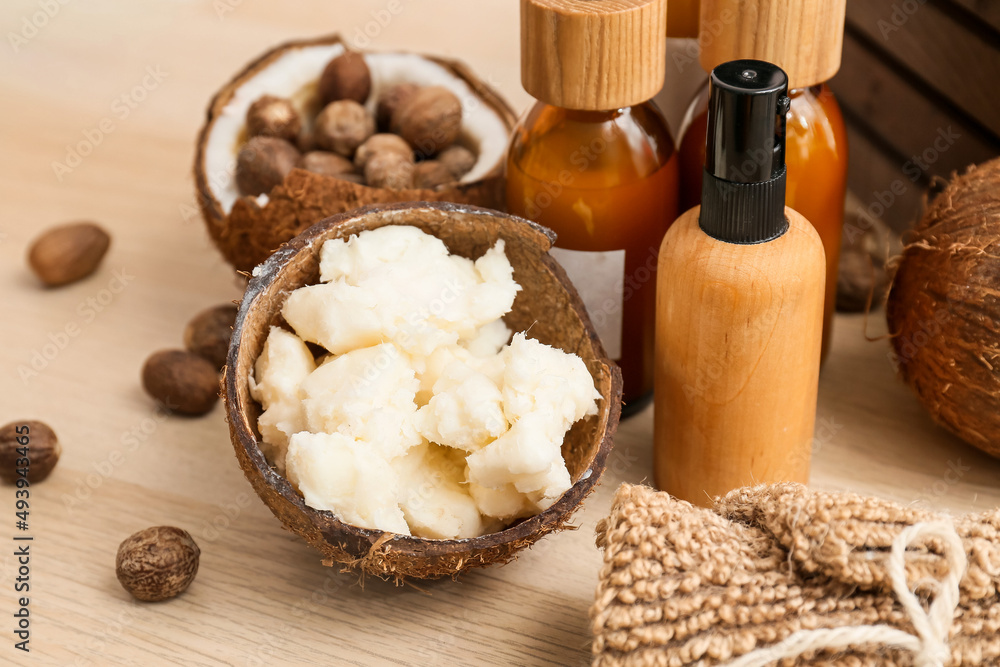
591 483 1000 666
195 34 517 272
225 202 622 581
886 157 1000 458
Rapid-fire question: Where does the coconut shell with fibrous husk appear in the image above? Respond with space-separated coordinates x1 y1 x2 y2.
195 34 517 273
224 202 622 581
886 157 1000 458
836 210 902 313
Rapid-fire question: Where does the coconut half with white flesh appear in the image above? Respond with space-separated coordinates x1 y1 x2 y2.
195 34 517 272
225 203 622 580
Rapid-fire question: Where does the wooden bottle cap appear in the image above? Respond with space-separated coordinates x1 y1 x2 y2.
521 0 668 110
698 0 846 90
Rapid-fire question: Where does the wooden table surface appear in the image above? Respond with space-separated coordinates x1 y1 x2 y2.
2 2 999 665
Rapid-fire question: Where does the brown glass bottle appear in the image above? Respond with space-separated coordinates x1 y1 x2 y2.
513 0 675 413
507 102 680 408
667 0 699 38
678 82 848 361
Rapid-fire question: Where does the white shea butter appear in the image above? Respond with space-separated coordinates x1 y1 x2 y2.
461 318 512 357
249 327 316 474
281 282 396 356
502 333 602 428
393 443 483 539
414 344 505 405
416 355 507 452
300 343 421 460
285 431 409 535
252 225 600 539
294 225 522 357
466 412 570 498
468 481 535 520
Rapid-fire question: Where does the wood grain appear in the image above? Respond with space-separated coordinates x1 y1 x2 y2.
521 0 668 109
845 0 1000 137
832 32 1000 180
699 0 847 90
1 1 1000 665
949 0 1000 33
841 119 925 233
654 206 826 505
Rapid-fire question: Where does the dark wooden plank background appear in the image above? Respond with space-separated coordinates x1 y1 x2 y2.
830 0 1000 231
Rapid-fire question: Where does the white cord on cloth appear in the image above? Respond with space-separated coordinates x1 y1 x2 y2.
724 520 967 667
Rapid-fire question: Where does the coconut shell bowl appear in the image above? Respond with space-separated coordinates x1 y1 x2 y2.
195 33 517 273
224 202 622 580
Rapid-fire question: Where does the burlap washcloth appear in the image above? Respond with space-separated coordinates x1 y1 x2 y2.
591 483 1000 666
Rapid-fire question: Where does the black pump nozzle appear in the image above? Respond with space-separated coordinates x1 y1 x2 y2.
699 60 790 244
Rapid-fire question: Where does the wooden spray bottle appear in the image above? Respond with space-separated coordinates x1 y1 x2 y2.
654 60 825 506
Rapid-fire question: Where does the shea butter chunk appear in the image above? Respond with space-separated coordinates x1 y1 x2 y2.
516 460 573 510
414 344 500 405
281 282 385 355
256 403 307 475
249 327 316 473
393 443 483 539
249 327 316 406
502 333 601 429
285 431 409 534
468 480 534 520
466 412 564 489
416 357 507 452
468 241 520 324
300 343 421 459
319 225 451 284
316 227 520 353
460 318 512 358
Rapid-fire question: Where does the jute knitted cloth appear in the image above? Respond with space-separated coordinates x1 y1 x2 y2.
591 483 1000 666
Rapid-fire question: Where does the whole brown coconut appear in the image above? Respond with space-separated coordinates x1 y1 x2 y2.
886 157 1000 457
194 34 517 273
225 203 622 581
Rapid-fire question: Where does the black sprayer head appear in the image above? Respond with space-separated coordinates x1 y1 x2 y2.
699 59 791 244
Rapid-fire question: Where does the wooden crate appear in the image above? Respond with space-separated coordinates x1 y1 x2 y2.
830 0 1000 232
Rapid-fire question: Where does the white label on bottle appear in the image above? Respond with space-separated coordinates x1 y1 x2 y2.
549 247 625 360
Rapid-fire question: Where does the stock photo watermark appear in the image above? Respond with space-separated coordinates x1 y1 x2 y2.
72 598 144 666
7 0 72 53
243 572 350 667
518 130 611 220
911 458 971 508
347 0 407 49
60 403 170 516
844 125 960 250
51 65 168 181
9 424 36 653
887 301 953 373
198 492 253 543
17 268 134 384
877 0 928 40
671 8 736 73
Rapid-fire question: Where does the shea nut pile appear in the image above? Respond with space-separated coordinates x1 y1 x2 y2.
235 50 477 197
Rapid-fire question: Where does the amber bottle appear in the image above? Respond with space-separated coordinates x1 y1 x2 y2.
678 0 848 361
667 0 699 38
508 0 679 414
